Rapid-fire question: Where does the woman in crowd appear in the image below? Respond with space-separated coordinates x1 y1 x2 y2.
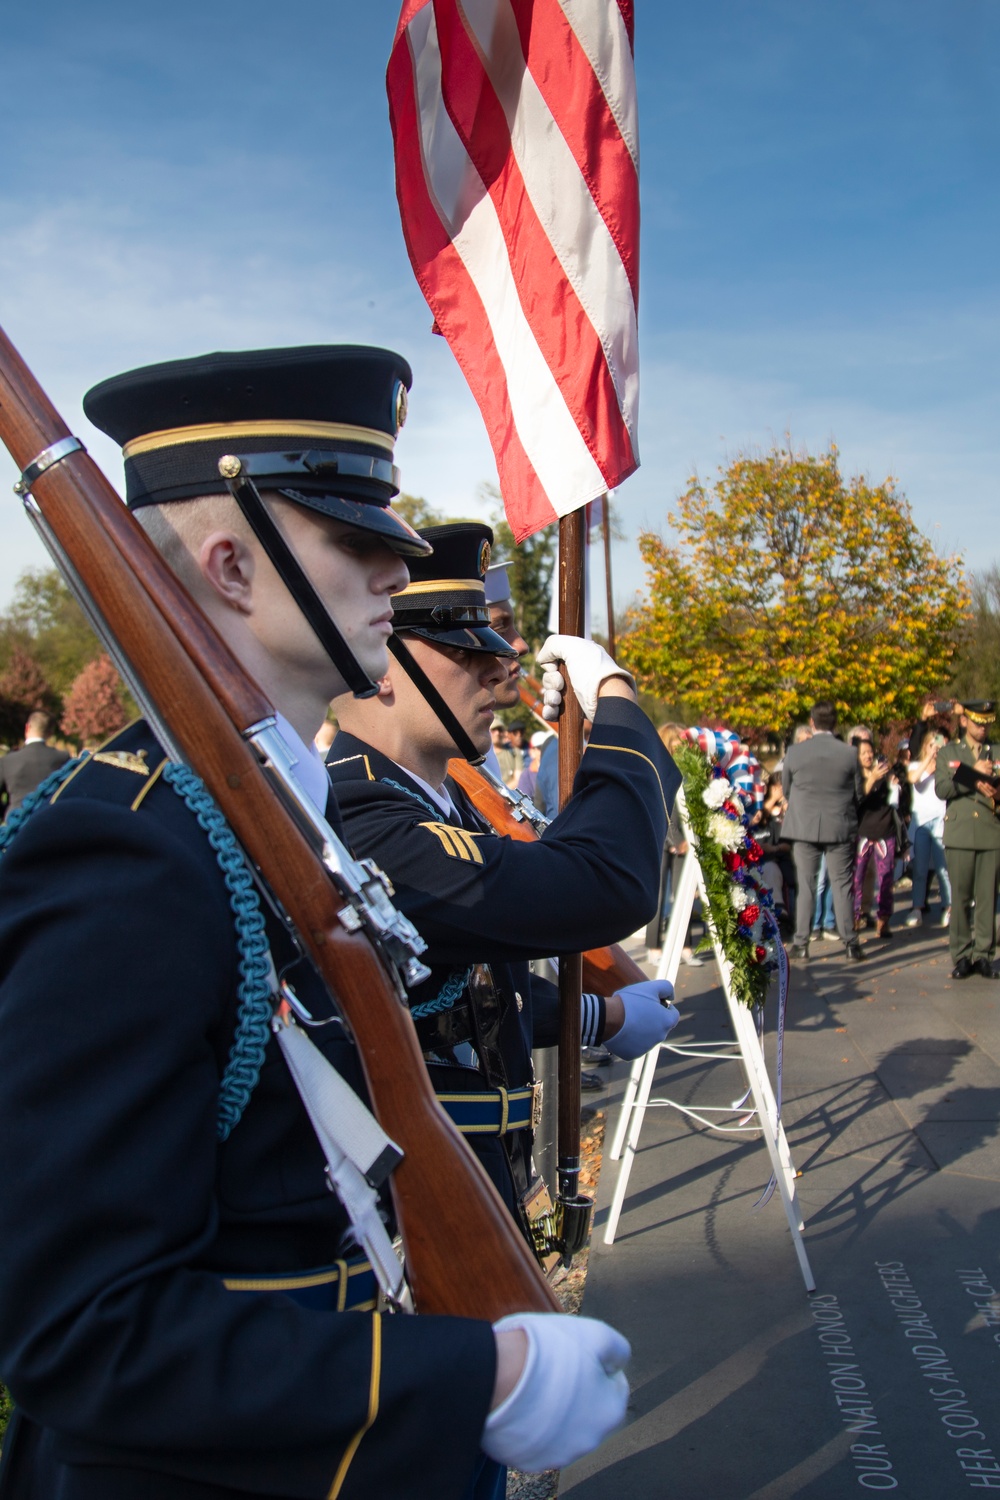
905 716 952 927
853 737 900 939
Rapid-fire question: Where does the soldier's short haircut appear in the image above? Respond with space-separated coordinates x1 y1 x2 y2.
135 495 256 593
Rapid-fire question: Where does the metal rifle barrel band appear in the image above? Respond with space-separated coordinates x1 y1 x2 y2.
14 435 86 494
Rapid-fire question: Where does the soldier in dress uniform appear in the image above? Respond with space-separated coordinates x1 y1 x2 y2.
935 700 1000 980
327 523 680 1228
0 350 630 1500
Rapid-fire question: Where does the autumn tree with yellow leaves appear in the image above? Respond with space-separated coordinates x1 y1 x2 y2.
618 444 969 740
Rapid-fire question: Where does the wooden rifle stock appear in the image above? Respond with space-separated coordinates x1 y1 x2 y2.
0 326 557 1317
446 760 646 996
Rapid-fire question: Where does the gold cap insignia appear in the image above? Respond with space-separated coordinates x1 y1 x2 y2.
393 380 408 435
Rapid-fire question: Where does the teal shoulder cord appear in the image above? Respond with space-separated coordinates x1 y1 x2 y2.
161 764 272 1141
0 754 271 1141
377 776 471 1019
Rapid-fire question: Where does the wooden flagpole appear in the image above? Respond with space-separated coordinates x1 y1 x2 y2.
601 494 616 659
555 509 591 1255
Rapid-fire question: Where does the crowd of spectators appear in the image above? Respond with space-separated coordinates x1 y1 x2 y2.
644 695 999 977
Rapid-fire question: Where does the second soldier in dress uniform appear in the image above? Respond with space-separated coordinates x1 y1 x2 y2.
327 522 680 1230
935 700 1000 980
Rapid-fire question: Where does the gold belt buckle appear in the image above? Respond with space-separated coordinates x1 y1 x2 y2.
531 1080 544 1131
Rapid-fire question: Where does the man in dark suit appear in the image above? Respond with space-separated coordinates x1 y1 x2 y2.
0 712 71 820
781 700 865 961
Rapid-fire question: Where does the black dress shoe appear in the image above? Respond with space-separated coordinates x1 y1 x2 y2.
845 942 865 962
951 957 973 980
788 943 809 961
974 959 999 980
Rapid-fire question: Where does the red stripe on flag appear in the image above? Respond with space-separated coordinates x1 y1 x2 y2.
387 34 559 540
434 3 636 485
508 0 639 301
393 0 427 44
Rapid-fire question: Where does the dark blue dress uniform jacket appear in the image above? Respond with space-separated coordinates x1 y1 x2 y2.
327 698 679 1209
0 723 495 1500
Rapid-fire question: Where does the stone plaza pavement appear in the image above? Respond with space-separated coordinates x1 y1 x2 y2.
563 919 1000 1499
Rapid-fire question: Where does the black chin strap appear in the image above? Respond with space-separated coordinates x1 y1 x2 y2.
386 635 486 765
221 464 378 699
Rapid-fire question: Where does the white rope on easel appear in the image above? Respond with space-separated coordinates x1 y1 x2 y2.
602 793 815 1293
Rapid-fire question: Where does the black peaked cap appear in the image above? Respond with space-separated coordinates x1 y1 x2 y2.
83 345 430 557
392 522 517 657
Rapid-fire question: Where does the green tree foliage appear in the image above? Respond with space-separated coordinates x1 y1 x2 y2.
0 568 99 696
949 566 1000 705
0 1380 11 1450
619 444 969 740
392 492 449 533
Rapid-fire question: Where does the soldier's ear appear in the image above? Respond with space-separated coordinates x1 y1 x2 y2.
376 675 394 699
197 531 255 615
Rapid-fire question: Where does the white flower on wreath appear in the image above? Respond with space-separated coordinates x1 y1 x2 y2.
708 812 745 850
702 779 732 810
731 886 750 912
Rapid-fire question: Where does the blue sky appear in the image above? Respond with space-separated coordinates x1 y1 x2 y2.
1 1 997 622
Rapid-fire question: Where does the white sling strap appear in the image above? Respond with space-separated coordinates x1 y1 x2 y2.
272 1000 412 1312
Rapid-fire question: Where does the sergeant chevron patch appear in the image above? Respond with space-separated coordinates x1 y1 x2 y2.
418 821 485 864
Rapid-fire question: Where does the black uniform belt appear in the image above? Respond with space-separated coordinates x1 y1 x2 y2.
436 1082 540 1136
222 1257 378 1312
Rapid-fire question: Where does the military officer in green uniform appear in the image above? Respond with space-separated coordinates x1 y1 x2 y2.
935 701 1000 980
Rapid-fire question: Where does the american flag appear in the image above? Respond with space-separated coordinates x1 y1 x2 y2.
388 0 640 542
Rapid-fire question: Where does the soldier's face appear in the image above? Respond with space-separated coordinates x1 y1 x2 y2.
403 637 509 754
488 599 527 709
962 716 987 746
253 502 409 690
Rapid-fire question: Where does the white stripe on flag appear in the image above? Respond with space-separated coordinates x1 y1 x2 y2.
556 0 639 173
410 5 607 515
459 0 639 455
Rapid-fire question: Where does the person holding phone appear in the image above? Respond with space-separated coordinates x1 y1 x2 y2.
853 737 897 939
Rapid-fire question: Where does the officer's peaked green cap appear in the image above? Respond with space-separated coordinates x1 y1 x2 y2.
391 523 517 656
82 345 431 558
959 700 996 725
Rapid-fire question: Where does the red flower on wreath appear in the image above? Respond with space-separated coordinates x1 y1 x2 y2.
739 903 761 928
723 800 742 818
744 837 763 864
754 944 767 963
724 850 744 872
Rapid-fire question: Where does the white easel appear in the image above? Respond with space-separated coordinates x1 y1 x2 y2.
603 796 815 1292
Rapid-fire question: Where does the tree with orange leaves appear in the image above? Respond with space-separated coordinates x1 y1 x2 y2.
618 444 969 740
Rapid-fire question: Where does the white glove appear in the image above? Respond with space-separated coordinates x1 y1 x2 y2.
535 635 634 721
607 980 679 1061
483 1313 630 1472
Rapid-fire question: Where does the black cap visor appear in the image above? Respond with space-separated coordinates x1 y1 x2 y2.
278 488 431 557
397 623 518 657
